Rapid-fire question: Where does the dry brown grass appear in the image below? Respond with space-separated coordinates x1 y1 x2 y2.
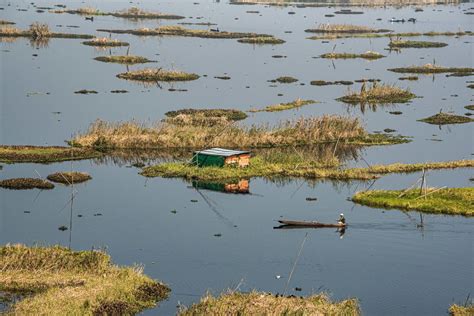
0 26 21 35
82 37 129 47
46 172 92 185
71 116 372 150
450 304 474 315
29 22 51 39
306 23 390 34
178 291 360 315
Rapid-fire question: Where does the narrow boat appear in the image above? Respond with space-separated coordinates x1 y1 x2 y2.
277 220 346 228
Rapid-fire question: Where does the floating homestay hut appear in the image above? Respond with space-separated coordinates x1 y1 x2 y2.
192 148 251 167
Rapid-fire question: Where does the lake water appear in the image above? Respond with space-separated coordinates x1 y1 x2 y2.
0 0 473 315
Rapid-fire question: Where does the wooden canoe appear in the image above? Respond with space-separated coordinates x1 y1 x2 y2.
277 220 346 228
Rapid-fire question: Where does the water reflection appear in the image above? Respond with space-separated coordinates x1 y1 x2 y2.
192 179 250 194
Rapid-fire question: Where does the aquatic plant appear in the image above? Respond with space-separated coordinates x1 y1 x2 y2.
418 112 473 125
0 178 54 190
178 291 360 315
465 105 474 111
52 6 184 19
0 145 102 163
0 244 169 314
320 51 385 59
0 20 15 25
28 22 50 39
47 172 92 184
94 55 153 64
352 188 474 216
308 30 472 40
249 98 317 112
116 68 199 82
311 80 353 86
337 83 416 104
450 304 474 316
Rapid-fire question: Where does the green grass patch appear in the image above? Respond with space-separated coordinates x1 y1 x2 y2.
0 244 169 315
320 51 385 59
117 68 199 82
352 188 474 216
94 55 154 64
237 36 285 44
249 98 317 112
337 83 416 104
418 112 474 125
388 64 474 74
0 146 102 164
178 291 360 315
142 158 473 182
388 40 448 48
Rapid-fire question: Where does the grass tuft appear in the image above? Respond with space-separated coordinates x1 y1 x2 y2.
305 23 390 34
337 83 416 104
449 304 474 316
82 37 129 47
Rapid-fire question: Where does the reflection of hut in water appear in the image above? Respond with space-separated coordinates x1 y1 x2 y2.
192 148 251 167
192 179 250 194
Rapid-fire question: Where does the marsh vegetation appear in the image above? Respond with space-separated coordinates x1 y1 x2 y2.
249 98 317 112
0 146 101 163
0 244 169 315
418 112 474 125
337 83 416 104
0 178 54 190
46 172 92 184
52 7 184 19
320 51 385 59
388 64 474 74
116 68 199 82
82 37 129 47
94 55 154 64
352 187 474 216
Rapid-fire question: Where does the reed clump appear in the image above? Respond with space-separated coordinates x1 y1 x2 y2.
352 188 474 216
418 112 473 125
116 68 199 82
94 55 153 64
47 172 92 184
320 51 385 59
450 304 474 316
71 115 409 150
0 178 54 190
337 83 416 104
0 244 169 315
178 291 360 315
52 7 184 19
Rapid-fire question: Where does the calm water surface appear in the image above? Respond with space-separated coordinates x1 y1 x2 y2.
0 0 473 315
